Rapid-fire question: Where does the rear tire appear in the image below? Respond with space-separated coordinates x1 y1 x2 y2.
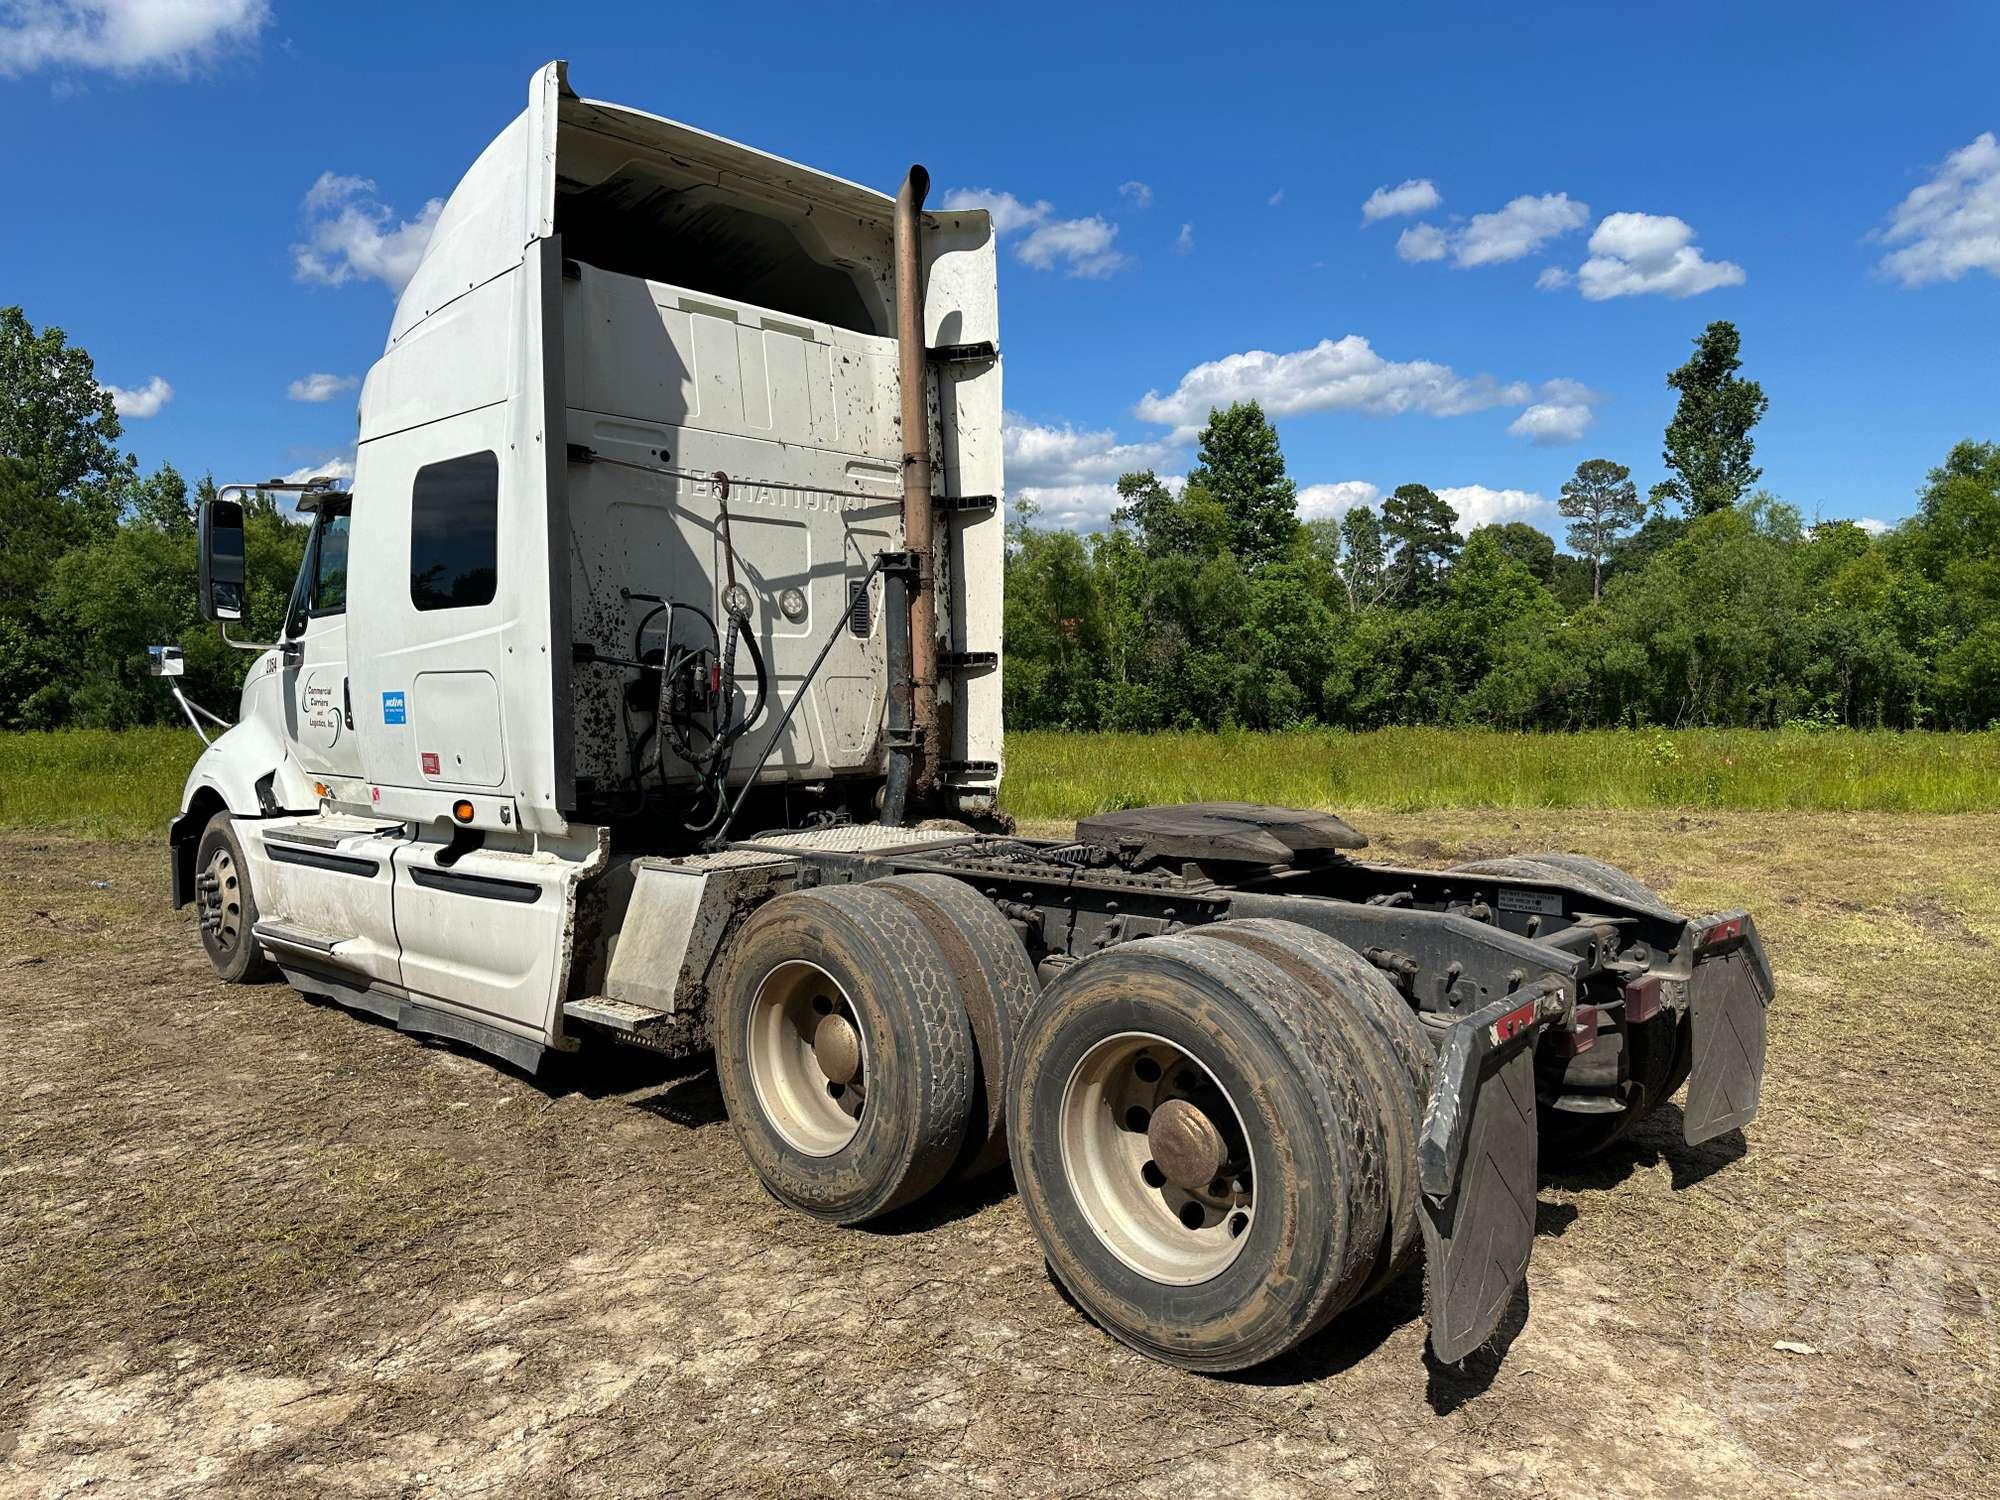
1195 919 1431 1294
713 884 974 1225
869 874 1038 1180
194 812 275 984
1007 932 1389 1371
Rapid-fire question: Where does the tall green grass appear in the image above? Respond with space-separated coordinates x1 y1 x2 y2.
2 727 1996 843
0 729 204 840
1001 728 2000 822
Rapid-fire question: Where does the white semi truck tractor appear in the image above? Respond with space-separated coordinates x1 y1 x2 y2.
162 62 1773 1371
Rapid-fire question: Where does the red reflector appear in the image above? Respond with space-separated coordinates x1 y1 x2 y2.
1568 1004 1599 1055
1492 1000 1537 1044
1702 917 1743 948
1623 975 1663 1024
709 664 723 695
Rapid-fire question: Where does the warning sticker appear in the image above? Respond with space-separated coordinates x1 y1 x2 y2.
420 751 441 777
1496 886 1563 916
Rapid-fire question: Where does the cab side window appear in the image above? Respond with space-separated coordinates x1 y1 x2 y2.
411 452 499 611
313 512 351 614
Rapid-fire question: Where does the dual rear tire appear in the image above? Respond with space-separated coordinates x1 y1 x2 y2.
712 877 1035 1225
1005 922 1431 1372
717 891 1434 1370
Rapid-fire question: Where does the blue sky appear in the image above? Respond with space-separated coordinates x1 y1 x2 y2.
3 1 1996 541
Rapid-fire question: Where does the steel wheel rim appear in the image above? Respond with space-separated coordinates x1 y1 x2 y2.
746 960 869 1157
1059 1030 1255 1286
200 846 244 954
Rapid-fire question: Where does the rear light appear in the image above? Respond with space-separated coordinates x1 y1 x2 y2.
1491 999 1538 1044
452 800 475 824
1566 1005 1599 1054
1623 975 1663 1024
1700 916 1744 949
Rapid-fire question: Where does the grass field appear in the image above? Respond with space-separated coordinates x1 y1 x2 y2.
4 726 2000 839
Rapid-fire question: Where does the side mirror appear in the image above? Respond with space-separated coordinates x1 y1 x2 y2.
148 644 185 678
198 497 246 622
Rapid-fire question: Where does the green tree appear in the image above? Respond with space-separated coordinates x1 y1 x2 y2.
1114 469 1233 560
1661 321 1768 516
0 306 132 537
1379 483 1461 604
1558 458 1643 598
1471 520 1557 585
128 461 194 536
1184 401 1298 568
1336 506 1388 610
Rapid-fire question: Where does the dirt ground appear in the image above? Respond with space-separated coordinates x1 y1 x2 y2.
3 812 1997 1499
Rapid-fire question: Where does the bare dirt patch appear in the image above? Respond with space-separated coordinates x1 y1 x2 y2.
3 815 1998 1498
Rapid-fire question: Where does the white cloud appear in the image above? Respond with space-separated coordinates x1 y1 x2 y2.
1134 334 1533 441
1267 189 1285 208
1454 193 1590 267
1002 413 1185 532
1574 212 1744 299
1017 215 1132 278
1535 265 1573 291
292 172 443 295
1392 193 1588 269
278 457 355 486
1853 517 1890 537
287 371 358 403
1508 400 1593 446
0 0 267 76
1361 178 1442 225
1396 224 1447 263
1874 132 2000 287
941 186 1132 278
1119 180 1153 208
101 374 171 418
1174 222 1194 255
1297 481 1381 520
1435 484 1557 530
941 187 1053 235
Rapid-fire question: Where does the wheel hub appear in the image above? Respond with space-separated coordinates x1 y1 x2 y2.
1146 1098 1228 1190
813 1013 862 1085
745 961 868 1157
199 847 242 953
1059 1032 1256 1285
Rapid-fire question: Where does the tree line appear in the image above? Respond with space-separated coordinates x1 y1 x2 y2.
0 306 307 729
2 305 1997 735
1006 323 2000 732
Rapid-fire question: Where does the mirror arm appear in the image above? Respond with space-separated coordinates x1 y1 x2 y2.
220 623 279 653
167 683 233 747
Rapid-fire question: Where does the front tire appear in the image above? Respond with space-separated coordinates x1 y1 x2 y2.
194 812 275 984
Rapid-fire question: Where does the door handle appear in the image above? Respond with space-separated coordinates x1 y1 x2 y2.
343 678 354 731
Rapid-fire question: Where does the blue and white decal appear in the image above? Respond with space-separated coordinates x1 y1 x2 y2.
382 690 407 725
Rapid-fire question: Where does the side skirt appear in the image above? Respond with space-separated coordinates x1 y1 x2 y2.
276 961 548 1075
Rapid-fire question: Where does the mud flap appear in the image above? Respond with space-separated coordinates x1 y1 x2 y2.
1683 912 1772 1146
1417 983 1557 1364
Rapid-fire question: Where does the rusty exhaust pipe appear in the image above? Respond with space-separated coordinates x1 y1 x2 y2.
893 164 938 806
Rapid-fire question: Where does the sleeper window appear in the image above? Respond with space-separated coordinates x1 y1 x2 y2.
410 452 499 611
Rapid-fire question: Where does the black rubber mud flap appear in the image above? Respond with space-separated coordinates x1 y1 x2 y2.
1418 986 1554 1364
1683 912 1772 1146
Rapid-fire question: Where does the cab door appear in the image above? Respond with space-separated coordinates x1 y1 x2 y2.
280 499 364 786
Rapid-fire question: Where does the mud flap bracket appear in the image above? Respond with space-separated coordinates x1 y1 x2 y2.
1419 978 1564 1364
